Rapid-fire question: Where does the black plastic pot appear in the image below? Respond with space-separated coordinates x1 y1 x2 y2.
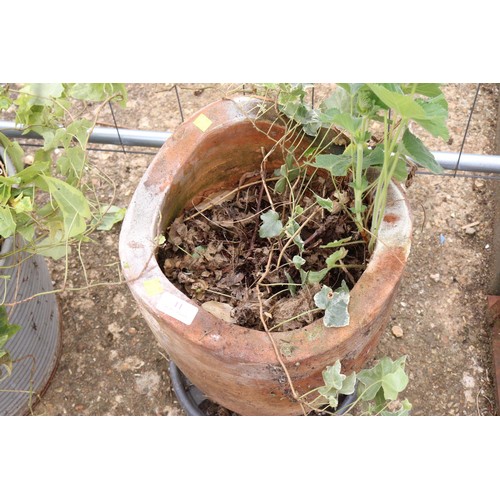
0 147 61 415
169 361 358 416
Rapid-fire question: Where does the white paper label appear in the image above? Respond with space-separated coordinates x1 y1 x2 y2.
157 293 198 326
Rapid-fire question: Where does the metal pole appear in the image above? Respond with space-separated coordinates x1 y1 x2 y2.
2 120 500 174
0 120 171 148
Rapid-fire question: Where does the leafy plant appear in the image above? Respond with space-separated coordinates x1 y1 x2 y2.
302 356 411 416
253 83 449 329
0 305 20 380
0 83 128 377
0 83 127 259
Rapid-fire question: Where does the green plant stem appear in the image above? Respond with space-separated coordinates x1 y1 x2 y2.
368 114 407 252
269 307 321 332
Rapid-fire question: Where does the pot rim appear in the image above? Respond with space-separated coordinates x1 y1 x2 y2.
119 96 413 363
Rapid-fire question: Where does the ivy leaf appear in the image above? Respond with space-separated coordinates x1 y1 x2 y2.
317 360 357 408
339 371 357 396
318 360 344 407
402 129 444 174
285 217 304 253
274 153 300 194
259 210 283 239
313 154 351 177
357 356 409 401
314 280 350 327
292 255 306 269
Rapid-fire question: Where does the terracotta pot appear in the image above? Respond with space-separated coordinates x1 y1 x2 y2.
119 97 412 416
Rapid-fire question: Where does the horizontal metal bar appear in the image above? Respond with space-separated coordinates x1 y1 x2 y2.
2 120 500 174
0 120 171 148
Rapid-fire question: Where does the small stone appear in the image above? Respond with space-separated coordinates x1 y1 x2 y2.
430 273 440 283
135 371 161 396
391 325 404 338
128 327 138 335
24 154 34 165
465 227 476 235
400 302 407 307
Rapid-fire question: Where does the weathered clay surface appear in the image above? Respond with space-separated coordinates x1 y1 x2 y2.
119 97 413 416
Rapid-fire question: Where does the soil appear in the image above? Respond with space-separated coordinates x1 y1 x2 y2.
159 167 366 332
17 83 498 416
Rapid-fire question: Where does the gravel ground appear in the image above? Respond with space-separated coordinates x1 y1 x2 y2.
24 83 499 416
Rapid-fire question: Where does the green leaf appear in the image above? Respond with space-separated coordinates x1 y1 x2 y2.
95 205 126 231
325 247 348 268
366 84 426 120
314 280 350 327
15 161 50 183
320 237 352 249
11 193 33 214
259 210 283 239
27 83 65 105
321 86 352 114
314 194 334 212
67 119 93 147
402 129 443 174
322 360 345 390
41 127 71 151
403 83 443 98
313 154 351 176
414 95 449 140
284 271 297 296
339 371 357 396
57 146 86 180
0 207 16 238
69 83 127 107
292 255 306 269
0 133 25 172
0 306 20 348
39 175 91 238
357 356 409 401
285 217 304 253
274 153 300 194
317 360 356 408
0 95 12 111
321 112 362 135
306 268 329 284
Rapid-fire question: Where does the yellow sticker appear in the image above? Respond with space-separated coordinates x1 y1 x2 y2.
143 278 164 296
193 113 212 132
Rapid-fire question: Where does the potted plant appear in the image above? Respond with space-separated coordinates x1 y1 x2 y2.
0 83 127 415
119 83 449 416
